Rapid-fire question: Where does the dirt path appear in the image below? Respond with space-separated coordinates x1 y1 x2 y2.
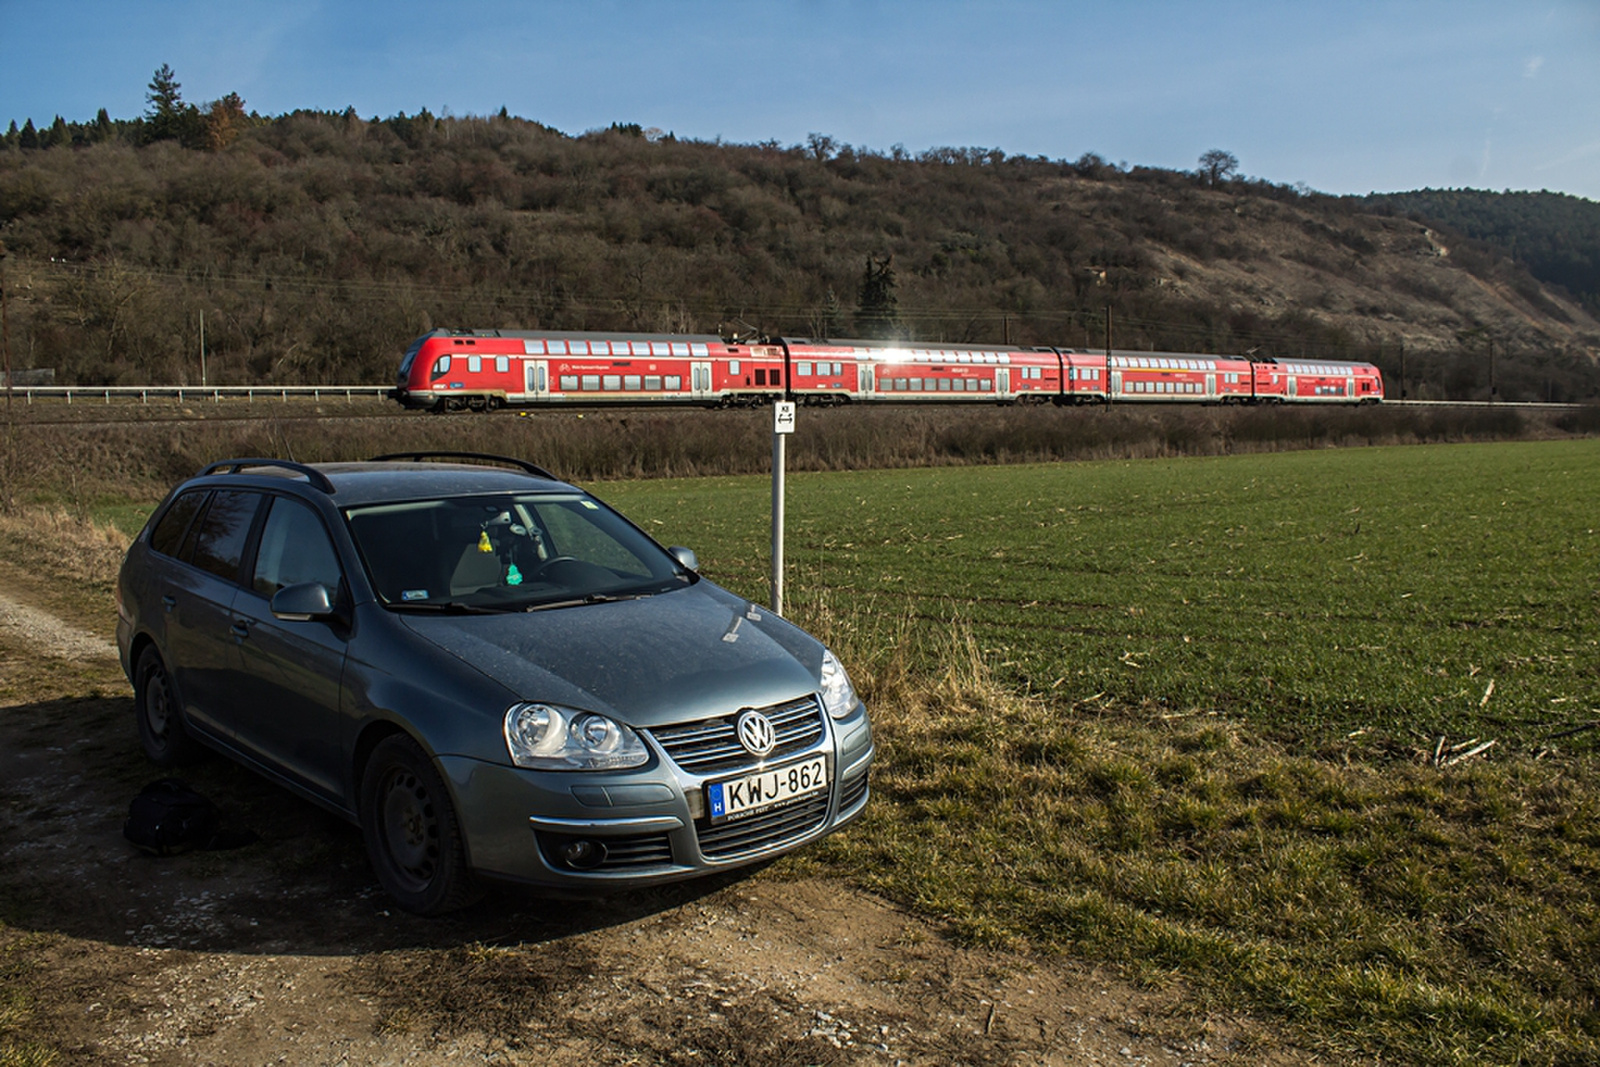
0 580 1312 1065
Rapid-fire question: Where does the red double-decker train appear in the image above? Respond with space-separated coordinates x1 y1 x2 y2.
392 329 1384 412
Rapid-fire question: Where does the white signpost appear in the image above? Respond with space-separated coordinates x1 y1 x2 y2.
771 402 795 614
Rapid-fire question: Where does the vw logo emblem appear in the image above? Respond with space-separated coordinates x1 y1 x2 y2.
736 711 777 757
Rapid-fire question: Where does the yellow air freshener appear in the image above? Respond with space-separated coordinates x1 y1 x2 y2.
478 530 493 553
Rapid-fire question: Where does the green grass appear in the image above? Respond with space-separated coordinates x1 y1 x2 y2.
600 439 1600 749
596 440 1600 1063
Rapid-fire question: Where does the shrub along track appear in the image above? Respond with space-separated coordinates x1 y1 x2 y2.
0 561 1306 1065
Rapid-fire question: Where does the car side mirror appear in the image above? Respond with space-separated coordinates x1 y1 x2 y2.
668 546 699 572
270 581 336 621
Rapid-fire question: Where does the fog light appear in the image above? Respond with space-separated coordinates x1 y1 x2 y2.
560 839 607 870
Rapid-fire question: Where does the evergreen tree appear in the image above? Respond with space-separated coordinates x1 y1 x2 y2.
2 121 16 149
143 63 202 145
94 108 113 142
855 255 901 338
18 119 38 150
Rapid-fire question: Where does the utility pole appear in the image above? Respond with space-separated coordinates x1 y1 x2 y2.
1398 339 1407 400
1488 336 1496 402
199 310 207 387
1 242 11 413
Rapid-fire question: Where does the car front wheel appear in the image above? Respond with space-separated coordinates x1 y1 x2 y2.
134 646 203 767
359 734 479 915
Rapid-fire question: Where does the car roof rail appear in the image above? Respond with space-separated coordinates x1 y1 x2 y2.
367 451 559 481
196 458 337 494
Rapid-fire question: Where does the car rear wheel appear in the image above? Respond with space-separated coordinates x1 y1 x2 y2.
360 734 479 915
134 646 203 767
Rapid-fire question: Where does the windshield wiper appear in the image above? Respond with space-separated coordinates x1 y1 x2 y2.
522 591 654 612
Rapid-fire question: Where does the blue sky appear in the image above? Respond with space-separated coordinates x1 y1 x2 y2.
4 1 1597 200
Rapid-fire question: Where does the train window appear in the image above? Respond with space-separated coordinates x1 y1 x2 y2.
624 375 642 390
772 370 782 386
937 379 950 391
523 340 546 355
431 356 450 378
603 375 621 390
909 379 923 391
560 375 578 391
797 362 812 377
728 360 741 375
496 356 509 374
671 343 689 357
981 379 992 390
547 341 567 355
755 369 766 386
468 356 481 374
666 375 682 390
644 376 661 390
581 375 600 390
690 343 709 357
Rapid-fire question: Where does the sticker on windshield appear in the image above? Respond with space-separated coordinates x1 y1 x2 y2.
401 589 430 601
581 500 599 510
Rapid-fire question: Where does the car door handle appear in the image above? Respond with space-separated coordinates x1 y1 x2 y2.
161 595 177 613
230 621 252 642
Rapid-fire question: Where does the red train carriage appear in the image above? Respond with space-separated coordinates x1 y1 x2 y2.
1265 359 1384 403
396 330 754 411
863 344 1036 402
1107 351 1258 403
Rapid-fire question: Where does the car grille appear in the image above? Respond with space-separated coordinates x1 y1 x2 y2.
697 792 830 861
648 696 825 775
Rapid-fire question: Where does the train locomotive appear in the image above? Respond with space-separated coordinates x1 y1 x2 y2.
392 329 1384 413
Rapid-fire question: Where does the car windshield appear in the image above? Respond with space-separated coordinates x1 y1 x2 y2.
345 492 694 611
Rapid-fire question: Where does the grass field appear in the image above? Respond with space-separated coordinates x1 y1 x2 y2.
8 436 1599 1063
601 439 1600 747
594 440 1600 1064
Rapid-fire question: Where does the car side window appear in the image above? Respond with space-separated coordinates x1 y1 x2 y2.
149 490 209 558
188 490 261 583
252 497 344 599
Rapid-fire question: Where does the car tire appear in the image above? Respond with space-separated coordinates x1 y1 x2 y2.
134 646 203 767
360 734 480 915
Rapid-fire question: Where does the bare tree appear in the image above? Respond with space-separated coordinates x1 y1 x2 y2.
1197 148 1239 186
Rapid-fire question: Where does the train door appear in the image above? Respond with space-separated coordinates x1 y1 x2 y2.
691 362 714 401
857 363 874 399
1110 369 1123 397
1345 375 1355 399
524 360 549 400
1286 375 1297 400
1205 373 1216 399
997 367 1011 399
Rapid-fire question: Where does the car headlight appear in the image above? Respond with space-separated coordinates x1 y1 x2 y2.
503 703 648 770
819 649 860 720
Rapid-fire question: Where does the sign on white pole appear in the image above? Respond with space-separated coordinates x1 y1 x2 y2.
771 403 796 613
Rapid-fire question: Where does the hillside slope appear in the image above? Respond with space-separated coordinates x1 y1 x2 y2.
1 111 1596 400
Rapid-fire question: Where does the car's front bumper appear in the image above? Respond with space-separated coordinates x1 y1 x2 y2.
439 702 873 890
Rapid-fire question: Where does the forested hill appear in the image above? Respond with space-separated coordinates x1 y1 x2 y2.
2 103 1598 401
1362 189 1600 316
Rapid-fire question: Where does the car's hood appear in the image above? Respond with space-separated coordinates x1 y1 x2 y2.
397 583 824 727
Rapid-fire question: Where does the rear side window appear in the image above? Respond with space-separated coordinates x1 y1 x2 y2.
149 490 208 558
251 497 344 598
189 490 261 583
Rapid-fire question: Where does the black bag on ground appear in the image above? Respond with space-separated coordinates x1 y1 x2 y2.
123 778 222 855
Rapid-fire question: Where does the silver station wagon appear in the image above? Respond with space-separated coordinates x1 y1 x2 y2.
115 453 873 914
